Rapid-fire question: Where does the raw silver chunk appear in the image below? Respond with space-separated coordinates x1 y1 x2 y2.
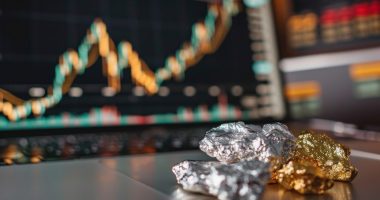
261 123 295 160
199 122 295 163
172 160 270 200
172 161 220 195
199 122 269 163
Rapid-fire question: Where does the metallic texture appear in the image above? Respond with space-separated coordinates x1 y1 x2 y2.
172 159 270 200
172 161 219 195
199 122 296 164
262 123 295 160
291 131 358 181
268 157 286 183
173 123 358 197
275 159 334 194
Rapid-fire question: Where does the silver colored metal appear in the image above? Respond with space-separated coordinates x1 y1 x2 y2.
172 161 219 195
172 160 270 200
261 123 296 160
199 122 295 163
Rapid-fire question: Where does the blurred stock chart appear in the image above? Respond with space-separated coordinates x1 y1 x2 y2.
0 0 284 131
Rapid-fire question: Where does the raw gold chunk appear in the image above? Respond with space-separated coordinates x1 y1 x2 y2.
291 131 358 181
268 157 287 183
276 159 334 194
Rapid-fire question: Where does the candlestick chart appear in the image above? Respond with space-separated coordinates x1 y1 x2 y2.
0 0 283 131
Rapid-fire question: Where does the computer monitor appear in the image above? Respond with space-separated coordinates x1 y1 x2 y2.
273 0 380 126
0 0 285 133
272 0 380 57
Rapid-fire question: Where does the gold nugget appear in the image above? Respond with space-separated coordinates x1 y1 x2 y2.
291 131 358 181
276 159 334 194
268 157 286 183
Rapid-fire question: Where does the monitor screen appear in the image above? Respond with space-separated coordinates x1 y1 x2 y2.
272 0 380 126
273 0 380 57
0 0 284 131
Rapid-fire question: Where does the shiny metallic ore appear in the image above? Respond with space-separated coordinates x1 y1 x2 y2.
199 122 296 163
290 131 358 181
172 160 270 200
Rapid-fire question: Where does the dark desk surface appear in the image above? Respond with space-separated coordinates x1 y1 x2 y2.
0 138 379 200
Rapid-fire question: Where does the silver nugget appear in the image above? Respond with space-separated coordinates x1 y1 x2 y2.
261 123 296 160
199 122 295 163
172 160 270 200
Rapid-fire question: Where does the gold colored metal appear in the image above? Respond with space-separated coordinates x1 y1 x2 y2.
291 131 358 182
270 130 358 194
269 157 286 183
276 159 334 194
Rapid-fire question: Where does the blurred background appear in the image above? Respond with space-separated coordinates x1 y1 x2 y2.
0 0 379 164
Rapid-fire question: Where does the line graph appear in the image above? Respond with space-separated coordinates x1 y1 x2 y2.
0 0 239 121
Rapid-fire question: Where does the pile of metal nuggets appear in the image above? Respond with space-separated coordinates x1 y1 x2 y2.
172 122 358 200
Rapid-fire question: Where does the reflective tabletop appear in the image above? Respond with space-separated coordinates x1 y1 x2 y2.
100 138 380 200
